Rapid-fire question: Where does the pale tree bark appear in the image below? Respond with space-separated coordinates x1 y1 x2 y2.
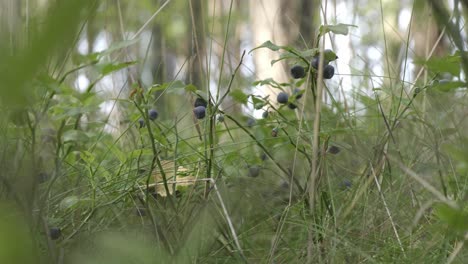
209 0 242 115
249 0 299 102
0 0 22 50
249 0 321 106
412 2 447 80
381 1 402 83
297 0 321 47
188 0 208 93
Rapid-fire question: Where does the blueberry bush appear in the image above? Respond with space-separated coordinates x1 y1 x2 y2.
0 1 467 264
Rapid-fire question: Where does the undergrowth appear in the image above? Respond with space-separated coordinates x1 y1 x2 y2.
0 1 467 264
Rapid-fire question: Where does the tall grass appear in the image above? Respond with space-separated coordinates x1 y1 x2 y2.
0 1 467 263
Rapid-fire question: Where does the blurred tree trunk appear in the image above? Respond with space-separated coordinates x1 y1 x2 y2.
297 0 321 47
209 0 242 115
250 0 320 104
381 2 402 82
412 2 447 80
188 0 207 95
150 24 170 115
0 0 22 50
249 0 297 102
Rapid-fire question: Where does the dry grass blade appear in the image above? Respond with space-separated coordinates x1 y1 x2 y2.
389 156 458 209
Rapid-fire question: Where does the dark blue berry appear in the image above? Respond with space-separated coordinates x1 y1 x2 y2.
341 179 352 189
148 109 158 120
248 165 260 177
290 65 306 79
277 92 289 104
293 88 303 99
288 103 297 110
138 118 145 128
37 172 49 183
327 145 340 154
49 227 61 240
135 207 146 216
193 106 206 119
311 56 329 70
254 102 264 110
194 97 207 108
323 65 335 79
262 111 269 119
324 49 338 60
247 118 256 128
271 128 279 137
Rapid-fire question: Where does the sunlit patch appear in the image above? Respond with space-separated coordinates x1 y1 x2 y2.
398 8 412 31
93 31 111 53
74 74 89 93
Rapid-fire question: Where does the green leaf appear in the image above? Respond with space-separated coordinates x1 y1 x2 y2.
193 90 208 101
319 23 357 36
270 48 318 66
433 80 466 92
323 49 338 61
416 54 461 76
299 48 319 58
0 0 96 108
252 78 285 89
60 196 80 210
97 61 137 76
230 90 249 104
71 52 99 65
434 203 468 232
128 149 154 159
295 78 306 87
149 80 188 94
63 130 90 143
251 95 266 109
271 52 298 66
185 84 198 93
249 40 283 53
95 38 140 60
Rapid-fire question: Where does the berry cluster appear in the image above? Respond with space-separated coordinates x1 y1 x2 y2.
272 49 338 111
310 55 335 79
276 87 305 109
193 97 207 119
138 109 159 128
289 49 337 81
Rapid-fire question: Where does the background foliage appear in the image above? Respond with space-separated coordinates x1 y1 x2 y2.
0 0 467 263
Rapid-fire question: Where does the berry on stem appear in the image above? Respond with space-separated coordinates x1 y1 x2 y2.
327 145 340 154
193 106 206 119
247 118 256 128
277 92 289 104
248 165 260 177
135 207 147 217
148 109 158 120
288 103 297 110
271 127 279 137
290 65 306 79
293 88 303 99
323 65 335 79
49 227 61 240
194 97 207 108
138 118 145 128
311 56 329 70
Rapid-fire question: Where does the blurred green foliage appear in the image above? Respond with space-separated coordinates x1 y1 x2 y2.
0 0 467 263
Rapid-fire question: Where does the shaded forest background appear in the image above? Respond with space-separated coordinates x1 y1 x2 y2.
0 0 467 263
